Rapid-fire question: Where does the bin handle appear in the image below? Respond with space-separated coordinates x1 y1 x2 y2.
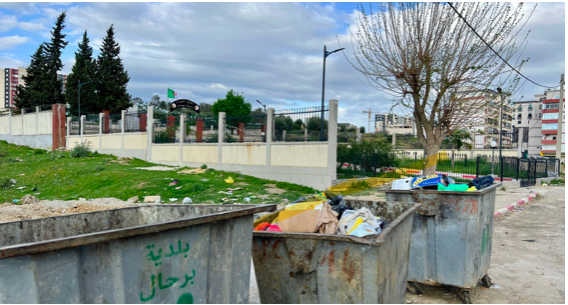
289 265 303 278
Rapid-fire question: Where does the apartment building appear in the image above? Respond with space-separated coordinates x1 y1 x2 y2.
374 113 416 135
0 67 26 109
0 67 67 109
539 89 565 158
512 98 543 157
456 88 514 149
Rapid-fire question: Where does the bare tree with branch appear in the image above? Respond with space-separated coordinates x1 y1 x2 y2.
340 2 535 174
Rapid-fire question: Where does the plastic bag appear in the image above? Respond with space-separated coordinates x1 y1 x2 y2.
437 183 469 191
468 176 494 190
337 207 379 235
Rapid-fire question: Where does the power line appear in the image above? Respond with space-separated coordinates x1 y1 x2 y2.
447 2 558 89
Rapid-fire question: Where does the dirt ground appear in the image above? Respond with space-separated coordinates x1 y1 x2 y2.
0 197 138 223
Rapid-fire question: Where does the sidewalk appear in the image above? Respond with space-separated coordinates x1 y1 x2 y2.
493 184 556 216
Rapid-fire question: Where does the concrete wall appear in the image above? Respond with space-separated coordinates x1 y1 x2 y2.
0 108 53 150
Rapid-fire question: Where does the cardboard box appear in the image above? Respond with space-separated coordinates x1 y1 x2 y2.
276 209 320 233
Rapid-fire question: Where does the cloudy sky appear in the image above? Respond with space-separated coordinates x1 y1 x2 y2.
0 2 564 128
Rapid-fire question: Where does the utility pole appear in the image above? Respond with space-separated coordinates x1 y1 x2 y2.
497 87 504 161
363 108 373 134
556 74 564 160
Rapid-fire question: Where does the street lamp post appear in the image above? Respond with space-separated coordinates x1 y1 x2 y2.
496 87 505 161
78 79 93 119
491 140 497 175
320 45 344 141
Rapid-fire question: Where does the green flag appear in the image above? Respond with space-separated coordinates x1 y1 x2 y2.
168 88 177 98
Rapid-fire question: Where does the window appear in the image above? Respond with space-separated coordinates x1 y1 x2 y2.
518 105 522 111
518 120 521 124
543 113 559 120
528 105 533 111
527 113 532 120
553 136 557 140
539 104 542 110
542 123 558 130
517 113 522 119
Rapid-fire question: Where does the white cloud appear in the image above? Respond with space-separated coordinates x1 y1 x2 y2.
19 21 45 32
0 36 29 50
0 15 17 32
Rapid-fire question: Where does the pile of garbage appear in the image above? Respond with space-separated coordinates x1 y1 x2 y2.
253 192 388 238
391 174 494 192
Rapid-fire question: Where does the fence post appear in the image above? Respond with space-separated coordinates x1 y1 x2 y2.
103 110 110 134
121 110 126 155
476 156 480 178
237 121 245 143
500 156 503 182
464 154 468 167
196 118 204 143
146 106 154 162
139 112 147 132
218 112 226 165
179 115 185 167
533 159 537 182
66 117 72 137
328 99 339 181
545 158 548 177
35 106 39 135
516 158 520 181
304 128 308 142
266 108 274 168
99 113 104 151
80 115 85 144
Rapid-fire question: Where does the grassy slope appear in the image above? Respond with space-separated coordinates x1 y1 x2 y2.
0 141 316 204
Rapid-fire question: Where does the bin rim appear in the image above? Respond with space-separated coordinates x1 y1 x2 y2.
0 204 276 260
253 202 420 247
384 182 502 195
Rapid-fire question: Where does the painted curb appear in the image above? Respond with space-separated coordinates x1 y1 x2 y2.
494 192 539 218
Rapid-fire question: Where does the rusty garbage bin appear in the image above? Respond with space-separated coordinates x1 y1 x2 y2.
384 182 502 303
252 200 419 304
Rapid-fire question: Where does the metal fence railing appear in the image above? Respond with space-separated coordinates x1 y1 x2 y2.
104 113 122 134
339 149 560 183
69 118 80 135
185 116 218 143
273 106 328 142
153 116 180 144
84 114 100 135
225 115 267 143
124 111 147 132
40 104 52 112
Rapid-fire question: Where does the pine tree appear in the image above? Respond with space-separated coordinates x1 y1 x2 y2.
65 30 97 114
14 44 48 109
44 11 68 105
95 24 132 113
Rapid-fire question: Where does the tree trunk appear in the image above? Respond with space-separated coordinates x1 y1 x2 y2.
424 143 440 175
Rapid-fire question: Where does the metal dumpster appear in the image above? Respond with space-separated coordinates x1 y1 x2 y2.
252 200 420 304
0 204 275 304
384 182 502 303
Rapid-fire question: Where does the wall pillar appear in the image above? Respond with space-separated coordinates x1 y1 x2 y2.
51 104 66 151
327 99 338 182
103 110 110 134
146 106 154 162
179 115 185 166
218 112 226 164
356 126 361 142
266 108 274 167
35 106 39 135
196 118 204 143
167 116 175 141
8 108 12 136
121 110 126 155
99 113 104 150
139 113 147 132
80 115 85 145
238 122 245 143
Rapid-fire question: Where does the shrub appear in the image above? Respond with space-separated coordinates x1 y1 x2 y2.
337 137 397 172
69 141 92 158
200 164 207 169
0 177 10 189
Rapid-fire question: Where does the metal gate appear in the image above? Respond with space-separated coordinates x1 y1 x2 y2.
520 159 536 187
